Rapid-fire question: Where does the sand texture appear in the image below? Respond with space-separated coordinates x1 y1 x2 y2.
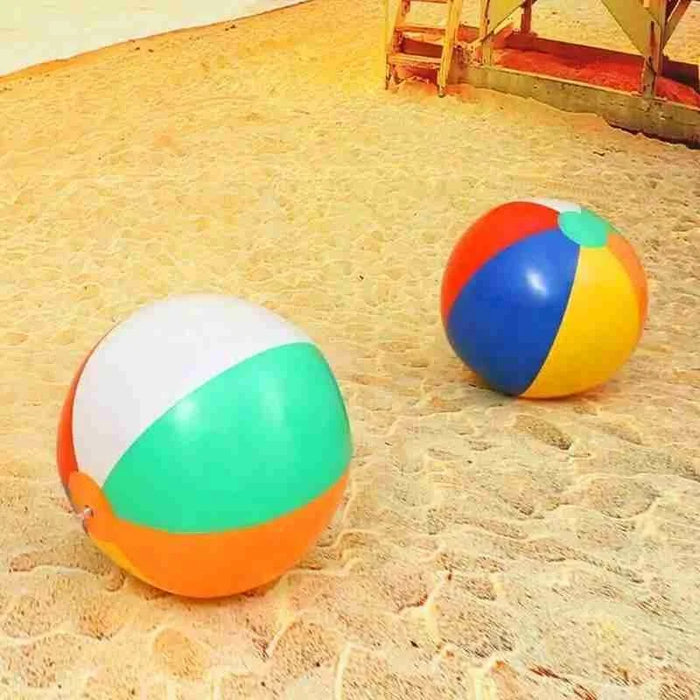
1 0 699 697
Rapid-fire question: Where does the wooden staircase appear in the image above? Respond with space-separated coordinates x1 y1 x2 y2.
385 0 465 96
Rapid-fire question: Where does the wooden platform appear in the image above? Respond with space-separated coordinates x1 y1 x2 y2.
385 0 700 146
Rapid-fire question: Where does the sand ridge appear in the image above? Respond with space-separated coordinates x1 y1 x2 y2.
0 0 699 697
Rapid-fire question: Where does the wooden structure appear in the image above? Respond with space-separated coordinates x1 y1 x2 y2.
385 0 700 146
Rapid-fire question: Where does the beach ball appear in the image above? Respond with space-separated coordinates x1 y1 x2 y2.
57 294 352 598
441 199 648 398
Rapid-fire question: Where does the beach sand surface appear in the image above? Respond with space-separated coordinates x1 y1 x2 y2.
0 0 699 697
0 0 308 78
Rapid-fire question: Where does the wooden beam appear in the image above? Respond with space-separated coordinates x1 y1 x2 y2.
401 37 445 58
520 0 533 33
478 1 493 63
454 61 700 146
665 0 691 46
641 0 667 96
397 23 446 35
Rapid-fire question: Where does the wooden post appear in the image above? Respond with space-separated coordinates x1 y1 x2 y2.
665 0 691 48
438 0 465 95
479 0 493 63
521 0 533 34
641 0 667 97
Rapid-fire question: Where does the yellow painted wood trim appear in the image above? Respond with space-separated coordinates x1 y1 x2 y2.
599 0 658 56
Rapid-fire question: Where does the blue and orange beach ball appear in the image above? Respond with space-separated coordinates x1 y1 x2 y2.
441 199 648 398
57 294 352 598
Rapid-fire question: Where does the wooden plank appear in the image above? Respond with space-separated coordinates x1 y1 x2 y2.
641 0 667 96
665 0 691 45
397 24 446 35
478 1 491 59
388 52 441 66
453 61 700 146
402 37 444 57
598 0 657 56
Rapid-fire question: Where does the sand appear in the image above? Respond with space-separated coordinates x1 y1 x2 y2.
0 0 309 78
0 0 699 697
